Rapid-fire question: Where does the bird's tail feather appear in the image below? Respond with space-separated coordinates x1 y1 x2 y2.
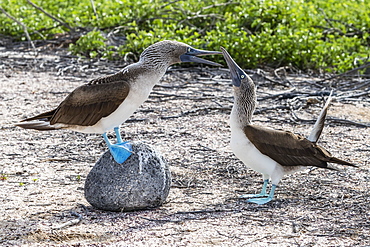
15 121 60 131
20 109 55 122
308 90 333 143
329 156 357 167
16 109 59 131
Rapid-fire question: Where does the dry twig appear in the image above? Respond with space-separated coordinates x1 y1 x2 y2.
52 211 82 229
291 111 369 128
318 62 370 83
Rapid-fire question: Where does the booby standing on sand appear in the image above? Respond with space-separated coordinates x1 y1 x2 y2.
16 40 222 164
220 47 356 205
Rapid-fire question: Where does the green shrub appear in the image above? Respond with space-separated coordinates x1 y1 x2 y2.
0 0 369 72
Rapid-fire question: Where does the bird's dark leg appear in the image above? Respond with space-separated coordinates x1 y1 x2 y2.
240 179 269 198
247 184 277 205
102 132 132 164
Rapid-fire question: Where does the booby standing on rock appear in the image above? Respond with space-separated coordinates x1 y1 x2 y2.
220 47 356 205
16 40 222 164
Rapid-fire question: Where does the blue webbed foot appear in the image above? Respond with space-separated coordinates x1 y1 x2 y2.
109 141 133 164
247 196 273 205
240 192 268 199
247 184 277 205
103 132 132 164
240 179 269 199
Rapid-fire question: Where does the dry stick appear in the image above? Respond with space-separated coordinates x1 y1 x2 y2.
26 0 74 31
337 91 370 99
174 209 240 215
161 106 230 119
139 216 180 223
326 116 370 128
291 111 369 128
0 7 37 55
258 71 291 87
338 79 370 91
273 66 293 86
259 90 332 101
52 211 82 229
254 105 291 114
318 62 370 83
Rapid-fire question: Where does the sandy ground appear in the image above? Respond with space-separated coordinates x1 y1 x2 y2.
1 48 369 246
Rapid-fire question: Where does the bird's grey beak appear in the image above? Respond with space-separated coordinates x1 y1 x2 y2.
180 47 222 67
220 47 243 87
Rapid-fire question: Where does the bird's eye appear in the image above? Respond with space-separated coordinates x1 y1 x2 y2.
241 75 245 79
188 47 192 53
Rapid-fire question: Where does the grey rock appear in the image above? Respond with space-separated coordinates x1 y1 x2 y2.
84 141 171 212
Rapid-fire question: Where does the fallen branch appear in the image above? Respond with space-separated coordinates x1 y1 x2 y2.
254 105 291 114
174 209 240 215
139 216 180 223
318 62 370 83
259 90 332 101
161 106 230 119
52 211 82 230
150 91 188 99
258 73 291 87
326 116 370 128
291 111 369 128
336 91 370 99
273 66 294 86
339 79 370 91
140 208 240 224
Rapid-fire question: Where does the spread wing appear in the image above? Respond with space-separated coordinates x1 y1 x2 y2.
244 125 355 168
50 74 130 126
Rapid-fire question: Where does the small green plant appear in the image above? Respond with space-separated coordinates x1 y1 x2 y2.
76 175 81 181
0 174 8 181
19 182 25 186
69 30 116 59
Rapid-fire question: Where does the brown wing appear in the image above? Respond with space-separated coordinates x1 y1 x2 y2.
49 78 130 126
244 125 355 168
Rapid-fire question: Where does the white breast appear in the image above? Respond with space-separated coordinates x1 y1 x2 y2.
231 127 278 176
229 113 278 177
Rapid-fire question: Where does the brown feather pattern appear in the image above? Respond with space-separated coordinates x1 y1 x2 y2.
50 79 130 126
21 72 130 127
20 109 56 122
244 125 356 168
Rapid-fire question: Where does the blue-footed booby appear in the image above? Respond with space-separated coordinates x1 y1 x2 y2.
221 47 356 205
16 40 222 164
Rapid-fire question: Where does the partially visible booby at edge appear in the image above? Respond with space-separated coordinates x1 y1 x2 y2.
16 40 222 164
220 47 357 205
